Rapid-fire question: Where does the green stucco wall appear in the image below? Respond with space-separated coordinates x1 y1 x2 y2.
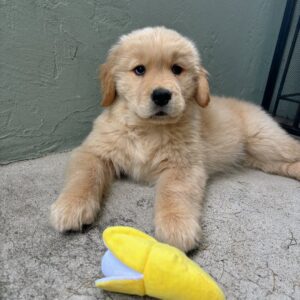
0 0 285 164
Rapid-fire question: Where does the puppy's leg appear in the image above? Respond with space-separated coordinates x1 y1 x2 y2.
244 106 300 180
154 166 207 252
50 148 114 232
245 157 300 181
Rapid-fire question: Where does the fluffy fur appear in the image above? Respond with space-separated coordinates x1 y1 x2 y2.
50 27 300 252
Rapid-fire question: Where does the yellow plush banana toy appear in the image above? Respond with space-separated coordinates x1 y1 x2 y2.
95 226 225 300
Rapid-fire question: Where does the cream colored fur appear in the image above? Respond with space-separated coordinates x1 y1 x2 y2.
50 27 300 252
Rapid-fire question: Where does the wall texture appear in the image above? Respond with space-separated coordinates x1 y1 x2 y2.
0 0 286 164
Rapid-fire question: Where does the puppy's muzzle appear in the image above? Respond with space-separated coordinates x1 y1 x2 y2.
151 88 172 107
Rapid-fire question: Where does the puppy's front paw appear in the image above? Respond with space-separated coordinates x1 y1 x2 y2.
155 214 202 252
50 193 100 232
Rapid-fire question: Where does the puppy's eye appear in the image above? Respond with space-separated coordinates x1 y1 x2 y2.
171 64 183 75
133 65 146 76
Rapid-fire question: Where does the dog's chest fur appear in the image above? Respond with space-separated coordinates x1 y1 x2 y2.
88 114 202 183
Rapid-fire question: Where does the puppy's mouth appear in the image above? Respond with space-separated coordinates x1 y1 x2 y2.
154 111 168 117
150 111 169 119
141 110 180 124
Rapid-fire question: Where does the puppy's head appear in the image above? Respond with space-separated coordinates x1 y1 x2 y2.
100 27 210 123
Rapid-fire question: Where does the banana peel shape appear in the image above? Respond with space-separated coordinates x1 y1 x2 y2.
95 226 225 300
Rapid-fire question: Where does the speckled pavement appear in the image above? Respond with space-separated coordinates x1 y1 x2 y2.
1 152 299 300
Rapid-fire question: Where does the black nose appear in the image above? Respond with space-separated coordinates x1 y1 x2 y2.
151 88 172 106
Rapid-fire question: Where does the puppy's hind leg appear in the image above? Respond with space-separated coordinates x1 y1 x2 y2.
245 157 300 181
243 105 300 181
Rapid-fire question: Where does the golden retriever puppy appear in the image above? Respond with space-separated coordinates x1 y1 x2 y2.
50 27 300 252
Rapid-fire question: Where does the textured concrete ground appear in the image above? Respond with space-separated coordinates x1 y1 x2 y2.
1 152 299 300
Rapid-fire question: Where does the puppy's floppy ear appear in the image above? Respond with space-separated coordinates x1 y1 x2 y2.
195 67 210 108
100 63 116 107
